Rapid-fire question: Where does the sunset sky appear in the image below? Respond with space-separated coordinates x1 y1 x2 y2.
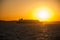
0 0 60 21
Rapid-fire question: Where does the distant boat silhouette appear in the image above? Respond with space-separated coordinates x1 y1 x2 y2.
17 18 40 24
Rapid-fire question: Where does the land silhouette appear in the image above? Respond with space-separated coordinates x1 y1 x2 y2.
0 19 60 40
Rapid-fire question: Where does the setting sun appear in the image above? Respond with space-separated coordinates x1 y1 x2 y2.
36 9 50 21
33 6 57 22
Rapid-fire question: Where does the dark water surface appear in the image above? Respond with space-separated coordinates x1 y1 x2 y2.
0 21 60 40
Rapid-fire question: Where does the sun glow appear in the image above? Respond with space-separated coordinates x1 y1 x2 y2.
37 9 50 21
33 6 56 22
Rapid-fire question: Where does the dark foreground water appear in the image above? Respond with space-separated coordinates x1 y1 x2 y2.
0 22 60 40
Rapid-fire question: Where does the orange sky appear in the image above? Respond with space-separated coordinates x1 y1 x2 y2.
0 0 60 21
